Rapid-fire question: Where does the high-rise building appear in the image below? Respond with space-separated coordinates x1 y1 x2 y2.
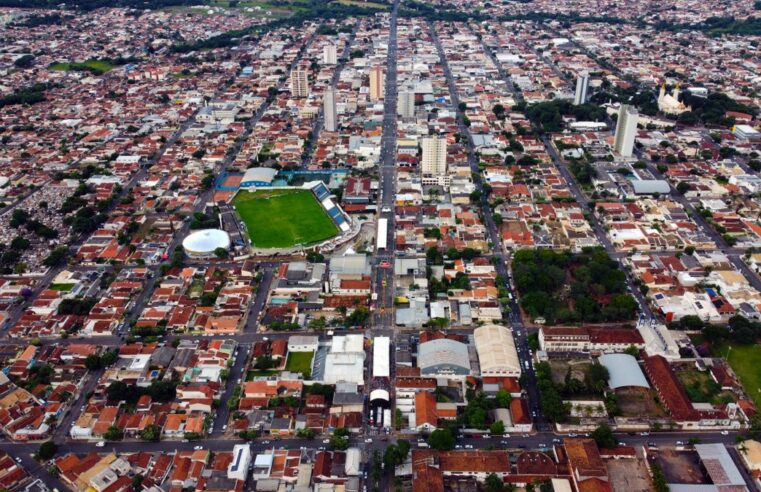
324 89 337 132
369 66 384 101
573 72 589 105
421 137 447 183
397 90 415 118
614 104 639 157
290 69 308 98
323 44 337 65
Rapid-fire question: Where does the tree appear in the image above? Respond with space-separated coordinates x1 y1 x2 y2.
495 390 512 408
104 425 124 441
140 424 160 442
296 428 316 439
427 428 455 450
490 420 505 434
486 473 506 492
214 247 228 259
329 434 349 450
37 441 57 460
676 181 690 194
590 423 617 449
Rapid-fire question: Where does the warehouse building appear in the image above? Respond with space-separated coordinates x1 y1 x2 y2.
474 324 521 377
417 338 471 377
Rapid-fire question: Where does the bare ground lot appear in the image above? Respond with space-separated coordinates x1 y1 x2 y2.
608 458 652 492
616 387 667 418
653 449 709 484
549 359 592 385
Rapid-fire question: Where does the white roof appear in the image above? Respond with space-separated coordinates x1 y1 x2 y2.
345 448 361 476
373 337 390 378
417 338 470 374
474 325 521 376
182 229 230 253
242 167 277 183
598 354 650 389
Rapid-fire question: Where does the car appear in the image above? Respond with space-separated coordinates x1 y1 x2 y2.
365 438 372 443
538 444 547 449
222 425 227 431
95 441 105 448
567 433 577 437
502 434 511 438
237 378 242 384
640 432 650 436
181 439 189 443
617 442 626 446
455 445 462 449
721 430 729 435
262 441 270 444
323 439 330 444
194 446 203 450
465 444 473 449
483 434 491 439
676 441 685 446
552 438 561 444
15 457 22 463
647 442 658 448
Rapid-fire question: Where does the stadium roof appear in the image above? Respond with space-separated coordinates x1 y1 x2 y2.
598 353 650 390
418 338 470 375
182 229 230 254
474 324 521 376
242 167 277 184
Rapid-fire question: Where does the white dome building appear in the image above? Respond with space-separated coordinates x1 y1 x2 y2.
182 229 230 258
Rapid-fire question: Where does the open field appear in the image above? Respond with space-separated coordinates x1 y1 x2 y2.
334 0 389 9
716 342 761 409
233 189 338 248
285 351 314 378
49 59 114 74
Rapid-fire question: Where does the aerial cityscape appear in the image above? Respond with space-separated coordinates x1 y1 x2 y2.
0 0 760 490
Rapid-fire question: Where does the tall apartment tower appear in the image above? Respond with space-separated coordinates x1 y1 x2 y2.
323 44 337 65
614 104 639 157
324 89 337 132
369 66 384 101
397 90 415 118
290 69 309 98
421 136 447 178
574 72 589 105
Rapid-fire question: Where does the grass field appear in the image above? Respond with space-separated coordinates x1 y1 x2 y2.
49 283 75 292
285 351 314 378
233 189 338 248
716 343 761 409
246 369 278 380
49 59 114 75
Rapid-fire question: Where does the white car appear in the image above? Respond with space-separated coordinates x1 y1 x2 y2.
194 446 203 450
721 430 729 435
323 439 330 444
95 441 105 448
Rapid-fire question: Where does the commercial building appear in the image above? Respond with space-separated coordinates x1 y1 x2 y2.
323 44 337 65
473 324 521 377
614 104 638 157
573 72 589 105
397 90 415 118
323 335 366 385
290 69 309 98
421 136 449 186
324 88 337 132
734 124 761 142
227 445 251 481
369 65 384 101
